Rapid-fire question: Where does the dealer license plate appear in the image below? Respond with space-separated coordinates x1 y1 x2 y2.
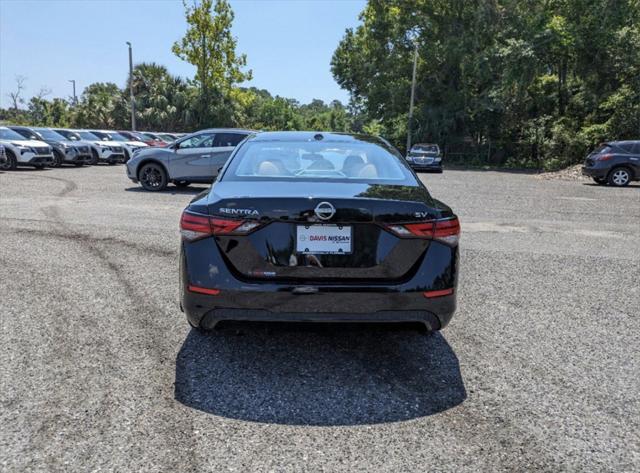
296 225 352 254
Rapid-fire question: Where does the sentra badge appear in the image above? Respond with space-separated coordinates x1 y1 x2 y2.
219 208 259 216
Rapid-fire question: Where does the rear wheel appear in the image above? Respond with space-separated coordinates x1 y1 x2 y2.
608 167 631 187
593 177 607 185
139 162 168 191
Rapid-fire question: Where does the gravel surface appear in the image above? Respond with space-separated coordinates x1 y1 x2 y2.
1 165 638 472
534 164 590 181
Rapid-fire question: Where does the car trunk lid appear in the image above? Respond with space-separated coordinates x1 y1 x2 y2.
206 181 447 282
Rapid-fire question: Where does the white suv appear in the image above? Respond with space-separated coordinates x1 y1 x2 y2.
0 126 53 170
88 130 148 162
54 129 126 165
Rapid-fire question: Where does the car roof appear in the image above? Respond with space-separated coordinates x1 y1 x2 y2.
197 128 255 134
249 131 377 142
610 140 640 145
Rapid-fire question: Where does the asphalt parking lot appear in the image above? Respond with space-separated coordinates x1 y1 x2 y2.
1 165 638 472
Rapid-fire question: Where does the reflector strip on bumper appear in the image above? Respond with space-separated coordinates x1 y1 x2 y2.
188 285 221 296
423 288 454 298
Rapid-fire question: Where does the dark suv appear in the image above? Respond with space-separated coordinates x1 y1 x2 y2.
582 141 640 187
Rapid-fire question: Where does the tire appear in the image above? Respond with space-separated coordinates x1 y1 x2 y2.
52 150 63 168
607 167 632 187
174 180 190 188
187 319 211 333
139 162 168 191
90 149 99 165
0 150 17 170
593 177 607 185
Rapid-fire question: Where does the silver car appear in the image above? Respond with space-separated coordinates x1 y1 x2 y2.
125 128 253 191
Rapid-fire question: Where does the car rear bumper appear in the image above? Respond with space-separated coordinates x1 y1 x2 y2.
191 306 448 331
581 166 608 178
180 239 459 331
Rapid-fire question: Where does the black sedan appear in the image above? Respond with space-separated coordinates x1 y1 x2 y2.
179 132 460 333
406 143 443 172
582 141 640 186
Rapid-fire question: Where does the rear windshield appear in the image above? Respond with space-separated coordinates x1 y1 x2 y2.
592 145 612 154
223 140 416 184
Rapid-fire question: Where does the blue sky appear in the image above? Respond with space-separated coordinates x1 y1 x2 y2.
0 0 365 108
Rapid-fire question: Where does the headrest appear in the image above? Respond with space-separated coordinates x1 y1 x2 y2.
343 155 364 168
257 160 281 176
357 163 378 178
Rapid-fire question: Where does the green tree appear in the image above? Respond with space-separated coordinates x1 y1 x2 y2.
27 97 72 127
332 0 640 169
72 83 128 129
172 0 251 127
129 62 194 131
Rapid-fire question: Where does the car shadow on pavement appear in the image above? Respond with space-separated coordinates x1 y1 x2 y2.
582 182 639 188
124 186 209 195
175 322 466 426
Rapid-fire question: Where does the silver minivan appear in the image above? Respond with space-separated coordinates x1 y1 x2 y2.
125 129 253 191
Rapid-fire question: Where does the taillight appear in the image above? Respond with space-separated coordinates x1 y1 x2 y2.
180 211 261 241
597 154 613 161
386 217 460 246
209 218 245 235
180 212 212 241
432 218 461 245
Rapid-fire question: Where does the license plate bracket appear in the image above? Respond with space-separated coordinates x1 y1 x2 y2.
296 224 352 255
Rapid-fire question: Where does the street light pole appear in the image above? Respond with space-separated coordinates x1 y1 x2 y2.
68 79 77 105
406 41 419 153
126 41 136 131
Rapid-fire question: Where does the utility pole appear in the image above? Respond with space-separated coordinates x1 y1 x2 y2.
68 80 77 105
126 41 136 131
406 41 419 153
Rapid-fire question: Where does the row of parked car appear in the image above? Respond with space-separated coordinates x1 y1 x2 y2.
2 124 637 189
0 125 185 170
